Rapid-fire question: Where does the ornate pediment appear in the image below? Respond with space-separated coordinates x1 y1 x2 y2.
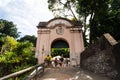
37 17 82 28
47 18 72 28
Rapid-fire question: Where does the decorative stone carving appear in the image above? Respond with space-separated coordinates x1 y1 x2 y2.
56 27 64 35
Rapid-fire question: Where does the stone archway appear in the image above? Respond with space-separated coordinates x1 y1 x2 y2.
51 39 69 57
36 17 84 65
51 39 69 48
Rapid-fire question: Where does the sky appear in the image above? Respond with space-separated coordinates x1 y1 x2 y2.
0 0 54 37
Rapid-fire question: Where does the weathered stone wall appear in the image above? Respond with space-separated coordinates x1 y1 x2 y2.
80 33 119 79
113 43 120 80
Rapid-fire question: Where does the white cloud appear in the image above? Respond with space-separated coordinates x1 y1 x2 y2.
0 0 11 7
0 0 54 36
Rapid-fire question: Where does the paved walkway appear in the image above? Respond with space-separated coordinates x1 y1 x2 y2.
37 66 111 80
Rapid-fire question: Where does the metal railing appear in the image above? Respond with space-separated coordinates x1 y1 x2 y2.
0 63 45 80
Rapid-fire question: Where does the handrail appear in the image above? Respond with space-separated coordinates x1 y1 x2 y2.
25 66 44 80
0 63 44 80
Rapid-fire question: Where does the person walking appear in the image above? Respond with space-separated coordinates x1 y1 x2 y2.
54 58 58 67
59 56 64 67
44 55 52 67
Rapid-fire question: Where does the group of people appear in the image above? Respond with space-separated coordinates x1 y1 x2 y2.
44 55 70 67
53 56 64 67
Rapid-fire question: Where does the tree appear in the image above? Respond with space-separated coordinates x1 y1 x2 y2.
48 0 78 19
0 39 36 76
76 0 111 44
0 20 4 29
0 36 18 54
83 0 120 43
0 19 37 78
18 35 37 47
109 0 120 41
12 41 35 65
0 19 19 38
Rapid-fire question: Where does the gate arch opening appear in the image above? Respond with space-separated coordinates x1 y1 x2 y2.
51 39 70 58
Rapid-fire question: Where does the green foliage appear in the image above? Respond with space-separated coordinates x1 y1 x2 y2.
12 65 31 73
0 38 37 77
0 19 36 78
51 48 70 58
12 41 36 65
77 0 111 43
0 36 18 54
0 19 19 38
0 20 4 29
109 0 120 41
18 35 37 47
76 0 120 43
0 40 36 64
3 52 17 63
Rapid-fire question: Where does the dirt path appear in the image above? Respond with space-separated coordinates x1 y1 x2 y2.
37 66 111 80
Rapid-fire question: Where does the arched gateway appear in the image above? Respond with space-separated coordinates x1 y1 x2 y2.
36 18 84 65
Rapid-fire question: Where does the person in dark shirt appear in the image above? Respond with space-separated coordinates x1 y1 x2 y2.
54 58 58 67
59 56 64 67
